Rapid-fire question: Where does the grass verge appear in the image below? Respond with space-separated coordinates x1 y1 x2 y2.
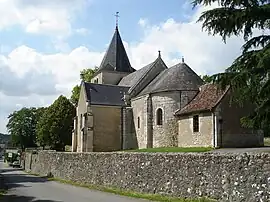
25 171 215 202
125 147 213 153
49 178 214 202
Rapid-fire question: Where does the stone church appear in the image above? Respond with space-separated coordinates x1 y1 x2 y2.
71 25 264 152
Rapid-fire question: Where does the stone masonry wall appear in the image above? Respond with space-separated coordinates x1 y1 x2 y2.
151 91 180 147
131 95 148 148
25 151 270 202
178 112 213 147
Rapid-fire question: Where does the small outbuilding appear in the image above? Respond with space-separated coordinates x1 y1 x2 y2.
175 84 264 148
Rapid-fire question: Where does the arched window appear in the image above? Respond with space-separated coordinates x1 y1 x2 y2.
193 115 199 132
80 114 83 129
137 117 140 128
156 108 163 125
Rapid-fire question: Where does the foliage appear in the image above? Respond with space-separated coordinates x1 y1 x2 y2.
200 75 213 84
265 137 270 146
70 85 81 106
80 67 98 82
36 95 75 151
0 133 10 145
70 67 98 105
193 0 270 131
6 107 46 150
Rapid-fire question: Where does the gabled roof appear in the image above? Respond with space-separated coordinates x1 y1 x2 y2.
118 61 155 87
83 82 129 106
96 27 135 74
138 62 203 96
127 56 168 97
175 84 230 116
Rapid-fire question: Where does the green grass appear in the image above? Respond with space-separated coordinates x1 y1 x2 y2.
25 171 215 202
264 138 270 146
125 147 213 153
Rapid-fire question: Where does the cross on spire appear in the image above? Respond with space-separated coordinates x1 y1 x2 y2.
115 12 120 29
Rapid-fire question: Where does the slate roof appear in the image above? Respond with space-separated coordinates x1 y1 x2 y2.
96 27 135 74
83 82 129 106
117 61 156 87
138 62 203 96
175 84 230 116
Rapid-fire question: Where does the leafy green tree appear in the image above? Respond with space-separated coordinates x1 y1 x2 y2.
6 107 46 150
80 67 98 81
193 0 270 132
70 85 81 106
70 67 98 105
36 95 75 151
200 74 212 84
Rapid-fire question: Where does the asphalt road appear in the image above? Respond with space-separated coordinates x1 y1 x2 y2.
0 160 149 202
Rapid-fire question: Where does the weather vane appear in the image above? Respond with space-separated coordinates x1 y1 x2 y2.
115 12 120 27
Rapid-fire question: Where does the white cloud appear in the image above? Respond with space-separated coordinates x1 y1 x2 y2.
0 0 90 37
2 46 104 94
130 4 243 75
138 18 148 27
75 28 90 36
0 45 104 133
0 3 249 133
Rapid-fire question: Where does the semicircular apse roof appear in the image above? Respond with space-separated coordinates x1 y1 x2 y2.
138 62 203 96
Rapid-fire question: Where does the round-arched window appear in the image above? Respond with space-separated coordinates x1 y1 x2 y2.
156 108 163 125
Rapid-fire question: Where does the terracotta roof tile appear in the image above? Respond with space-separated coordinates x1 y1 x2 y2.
175 84 229 116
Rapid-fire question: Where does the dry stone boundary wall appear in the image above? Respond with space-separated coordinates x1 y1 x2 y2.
23 151 270 201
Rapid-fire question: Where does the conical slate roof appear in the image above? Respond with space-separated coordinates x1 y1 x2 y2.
97 27 134 73
138 62 203 96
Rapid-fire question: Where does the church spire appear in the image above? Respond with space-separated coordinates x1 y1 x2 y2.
115 12 120 30
96 14 134 74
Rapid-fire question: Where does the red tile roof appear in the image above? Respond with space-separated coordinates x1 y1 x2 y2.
175 84 230 116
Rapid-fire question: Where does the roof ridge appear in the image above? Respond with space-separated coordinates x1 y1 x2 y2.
211 85 231 109
175 84 230 116
84 81 129 88
137 61 202 97
127 57 164 94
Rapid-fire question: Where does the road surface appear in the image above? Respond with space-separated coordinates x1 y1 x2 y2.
0 160 149 202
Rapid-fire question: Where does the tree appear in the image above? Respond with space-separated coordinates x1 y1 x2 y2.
193 0 270 132
6 107 46 150
36 95 75 151
200 74 212 84
70 67 98 105
80 67 98 82
70 85 81 106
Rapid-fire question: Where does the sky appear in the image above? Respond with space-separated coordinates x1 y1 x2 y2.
0 0 246 133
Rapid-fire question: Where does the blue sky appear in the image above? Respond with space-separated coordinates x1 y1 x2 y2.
0 0 195 54
0 0 244 133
